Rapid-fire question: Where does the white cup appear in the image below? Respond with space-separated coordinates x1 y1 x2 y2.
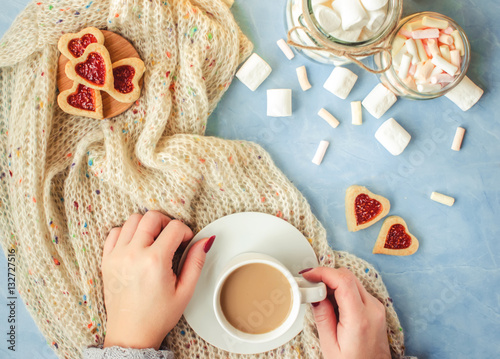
213 252 327 343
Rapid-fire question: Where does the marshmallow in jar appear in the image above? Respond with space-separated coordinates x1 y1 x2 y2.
373 11 481 107
285 0 402 65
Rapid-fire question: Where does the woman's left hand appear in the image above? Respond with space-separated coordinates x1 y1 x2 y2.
101 211 215 350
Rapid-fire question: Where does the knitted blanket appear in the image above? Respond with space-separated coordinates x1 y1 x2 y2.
0 0 408 358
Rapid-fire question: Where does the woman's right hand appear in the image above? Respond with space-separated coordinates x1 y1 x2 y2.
301 267 391 359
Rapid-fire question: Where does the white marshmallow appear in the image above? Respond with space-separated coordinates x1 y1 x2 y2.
362 83 398 119
451 30 465 56
422 16 449 30
329 27 363 42
276 39 294 60
312 140 330 165
296 66 312 91
405 39 419 64
439 45 451 63
360 0 388 11
445 76 483 112
430 192 455 206
451 127 466 151
417 83 442 93
323 66 358 99
431 55 458 76
375 118 411 156
365 9 386 32
351 101 362 125
391 35 407 57
398 53 412 80
318 108 340 128
450 49 461 69
313 5 341 33
415 39 428 62
267 89 292 117
331 0 368 31
236 53 272 91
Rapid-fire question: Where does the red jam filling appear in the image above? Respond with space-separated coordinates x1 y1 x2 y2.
384 224 412 249
355 194 382 225
113 65 135 94
75 52 106 85
68 34 97 58
67 84 96 111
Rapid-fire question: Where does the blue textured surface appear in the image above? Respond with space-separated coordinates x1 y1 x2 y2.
1 1 499 359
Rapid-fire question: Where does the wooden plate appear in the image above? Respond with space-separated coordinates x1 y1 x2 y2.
57 30 143 119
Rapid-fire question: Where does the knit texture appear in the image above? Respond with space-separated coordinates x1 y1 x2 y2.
83 346 174 359
0 0 409 358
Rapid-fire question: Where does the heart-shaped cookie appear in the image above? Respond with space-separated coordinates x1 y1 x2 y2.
345 185 390 232
58 27 105 60
107 58 145 103
373 216 419 256
65 43 113 91
57 83 103 119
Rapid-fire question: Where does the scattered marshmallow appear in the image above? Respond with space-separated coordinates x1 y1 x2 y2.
375 118 411 156
312 140 330 165
318 108 340 128
267 89 292 117
451 127 466 151
422 16 449 30
314 5 341 33
323 67 358 100
331 0 368 31
360 0 388 11
445 76 483 111
351 101 362 125
362 83 398 119
236 53 272 91
276 39 294 60
296 66 312 91
430 192 455 207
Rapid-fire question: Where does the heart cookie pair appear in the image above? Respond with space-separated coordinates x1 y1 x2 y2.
57 27 145 119
345 185 419 256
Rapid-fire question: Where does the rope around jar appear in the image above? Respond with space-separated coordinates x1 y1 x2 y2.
286 0 401 73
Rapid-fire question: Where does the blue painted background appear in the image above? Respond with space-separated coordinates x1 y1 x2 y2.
1 0 499 358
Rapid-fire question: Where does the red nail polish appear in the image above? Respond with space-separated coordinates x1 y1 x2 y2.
311 302 320 307
298 268 313 274
204 235 216 253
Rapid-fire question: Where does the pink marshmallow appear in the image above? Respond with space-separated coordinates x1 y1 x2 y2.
409 63 417 77
443 26 454 35
412 28 440 39
400 28 413 38
438 34 454 45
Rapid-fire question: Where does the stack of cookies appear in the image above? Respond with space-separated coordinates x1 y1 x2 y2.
57 27 145 119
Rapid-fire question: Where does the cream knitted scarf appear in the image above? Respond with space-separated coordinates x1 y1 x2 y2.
0 0 408 358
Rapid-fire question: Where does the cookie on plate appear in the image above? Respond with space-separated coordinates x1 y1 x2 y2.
57 83 103 119
65 43 114 92
107 58 145 103
58 27 105 60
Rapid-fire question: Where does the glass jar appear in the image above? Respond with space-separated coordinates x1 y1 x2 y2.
373 12 471 99
285 0 403 66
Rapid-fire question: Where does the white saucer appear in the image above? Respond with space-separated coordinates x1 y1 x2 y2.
179 212 319 354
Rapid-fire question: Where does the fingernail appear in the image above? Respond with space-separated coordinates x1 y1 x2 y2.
298 268 313 274
204 235 216 253
311 302 320 307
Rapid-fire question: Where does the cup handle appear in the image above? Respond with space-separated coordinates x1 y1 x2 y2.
294 277 327 304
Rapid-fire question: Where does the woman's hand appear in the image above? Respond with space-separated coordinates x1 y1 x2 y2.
101 211 215 350
301 267 391 359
